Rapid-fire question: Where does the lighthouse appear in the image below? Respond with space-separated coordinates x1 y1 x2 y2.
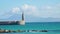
19 12 25 25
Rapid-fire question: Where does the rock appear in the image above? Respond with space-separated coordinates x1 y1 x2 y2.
39 30 48 32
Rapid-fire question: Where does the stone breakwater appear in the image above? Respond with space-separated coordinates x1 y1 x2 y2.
0 29 48 33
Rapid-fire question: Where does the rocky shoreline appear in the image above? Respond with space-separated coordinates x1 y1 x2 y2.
0 29 48 33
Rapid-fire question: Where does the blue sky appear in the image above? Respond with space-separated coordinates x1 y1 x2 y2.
0 0 60 22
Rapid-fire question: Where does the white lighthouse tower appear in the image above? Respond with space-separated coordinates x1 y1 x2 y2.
19 12 25 25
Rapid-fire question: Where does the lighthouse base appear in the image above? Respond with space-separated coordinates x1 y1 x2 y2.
19 20 25 25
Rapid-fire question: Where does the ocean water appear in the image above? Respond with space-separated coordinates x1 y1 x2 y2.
0 22 60 34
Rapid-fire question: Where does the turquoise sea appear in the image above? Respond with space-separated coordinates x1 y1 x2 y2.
0 22 60 34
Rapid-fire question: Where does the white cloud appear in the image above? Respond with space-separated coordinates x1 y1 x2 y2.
0 7 21 19
22 4 29 10
41 6 52 10
21 4 40 16
10 4 60 18
39 5 60 18
12 7 20 13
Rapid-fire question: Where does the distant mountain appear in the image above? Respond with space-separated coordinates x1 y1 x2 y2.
25 15 60 22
